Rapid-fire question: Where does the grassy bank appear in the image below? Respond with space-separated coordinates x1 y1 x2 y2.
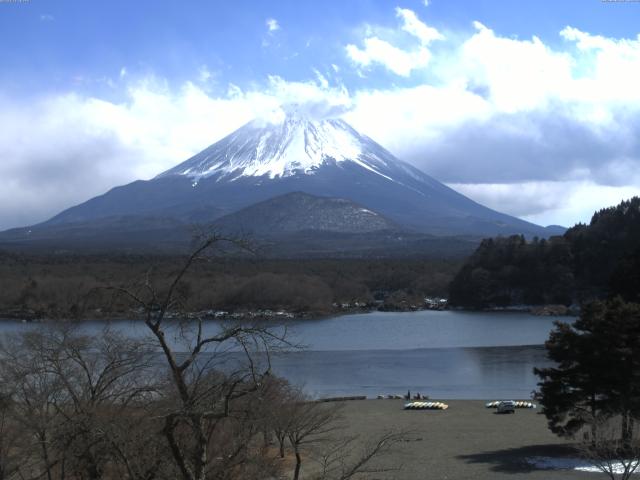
329 399 586 480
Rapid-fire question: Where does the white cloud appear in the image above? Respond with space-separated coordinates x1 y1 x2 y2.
198 65 215 84
312 68 329 89
0 75 350 229
266 18 280 33
346 38 432 76
452 22 574 112
522 183 640 227
0 86 252 228
449 181 640 227
3 12 640 231
264 75 352 119
345 8 443 76
341 16 640 226
39 14 54 22
360 24 638 174
262 18 281 47
395 7 443 45
559 26 640 105
345 83 490 148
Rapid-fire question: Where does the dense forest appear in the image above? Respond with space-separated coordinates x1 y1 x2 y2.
449 197 640 308
0 252 460 319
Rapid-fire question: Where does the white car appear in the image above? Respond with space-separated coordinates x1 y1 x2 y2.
497 400 516 414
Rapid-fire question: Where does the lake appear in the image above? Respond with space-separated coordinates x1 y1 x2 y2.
0 310 567 400
274 310 563 399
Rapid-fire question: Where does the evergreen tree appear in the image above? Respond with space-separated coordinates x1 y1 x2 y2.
535 299 640 444
449 197 640 308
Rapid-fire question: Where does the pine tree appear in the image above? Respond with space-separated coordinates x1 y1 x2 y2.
535 299 640 445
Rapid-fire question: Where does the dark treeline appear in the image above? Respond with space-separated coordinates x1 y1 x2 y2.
449 197 640 308
0 252 461 319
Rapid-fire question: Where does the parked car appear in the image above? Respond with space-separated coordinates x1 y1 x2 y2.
497 400 516 414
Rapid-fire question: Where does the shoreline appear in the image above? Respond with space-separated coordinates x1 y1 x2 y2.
0 303 575 323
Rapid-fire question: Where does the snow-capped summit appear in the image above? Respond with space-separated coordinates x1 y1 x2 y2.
157 109 399 183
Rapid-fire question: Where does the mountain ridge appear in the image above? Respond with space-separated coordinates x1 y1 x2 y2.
0 110 564 254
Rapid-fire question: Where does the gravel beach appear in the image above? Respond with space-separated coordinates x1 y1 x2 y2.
330 399 592 480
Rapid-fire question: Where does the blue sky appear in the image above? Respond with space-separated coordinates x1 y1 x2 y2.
1 0 640 229
2 0 638 96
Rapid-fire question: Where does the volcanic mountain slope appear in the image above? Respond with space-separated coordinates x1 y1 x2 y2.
211 192 477 258
0 108 562 253
213 191 400 235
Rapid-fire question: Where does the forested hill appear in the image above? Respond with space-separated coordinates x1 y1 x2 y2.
449 197 640 308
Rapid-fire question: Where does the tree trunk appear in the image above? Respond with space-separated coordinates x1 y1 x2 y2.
86 460 101 480
39 430 53 480
293 448 302 480
193 415 208 480
163 417 194 480
622 413 636 453
622 411 630 449
590 394 597 446
279 438 286 458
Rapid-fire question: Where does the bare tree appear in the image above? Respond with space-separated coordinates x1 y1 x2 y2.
109 233 291 480
580 416 640 480
0 325 162 480
278 389 408 480
309 430 406 480
0 329 69 480
0 393 26 480
258 377 298 458
280 393 343 480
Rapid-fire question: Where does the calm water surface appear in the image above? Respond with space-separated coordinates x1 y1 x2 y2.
286 310 561 350
0 310 567 399
275 310 562 399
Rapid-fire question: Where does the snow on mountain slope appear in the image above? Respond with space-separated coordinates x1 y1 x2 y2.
157 109 400 183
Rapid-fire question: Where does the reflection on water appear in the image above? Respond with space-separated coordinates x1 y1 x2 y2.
0 310 561 399
287 310 562 350
275 310 559 398
270 345 551 400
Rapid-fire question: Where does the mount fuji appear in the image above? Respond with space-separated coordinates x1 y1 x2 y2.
0 109 563 255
